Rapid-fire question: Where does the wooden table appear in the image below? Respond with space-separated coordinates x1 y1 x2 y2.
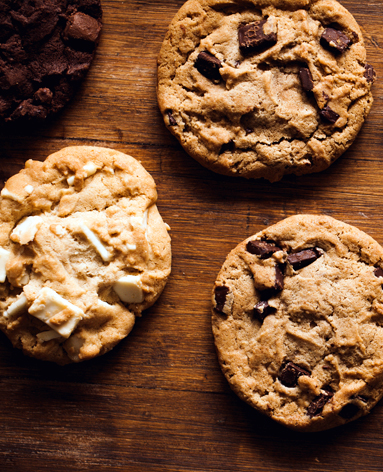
0 1 383 470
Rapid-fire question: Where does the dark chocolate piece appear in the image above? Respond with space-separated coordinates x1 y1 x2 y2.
279 362 311 387
320 105 340 124
351 31 359 43
194 51 222 82
254 301 274 321
299 66 314 92
355 395 368 403
63 12 101 43
374 267 383 278
321 28 351 53
245 127 253 135
287 248 322 270
275 265 284 291
219 140 235 154
34 88 53 104
167 111 177 126
238 20 277 54
365 64 376 84
307 390 333 418
259 288 278 301
246 240 281 258
339 403 360 420
214 286 229 313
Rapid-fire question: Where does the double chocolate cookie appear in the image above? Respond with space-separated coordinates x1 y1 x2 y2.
0 0 102 124
157 0 375 182
212 215 383 431
0 146 171 364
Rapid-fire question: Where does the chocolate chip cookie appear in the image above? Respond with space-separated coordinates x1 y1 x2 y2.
0 146 171 364
157 0 375 182
212 215 383 431
0 0 102 124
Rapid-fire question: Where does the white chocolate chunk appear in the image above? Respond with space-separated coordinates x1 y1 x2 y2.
104 166 114 174
0 247 11 283
37 330 62 342
165 223 171 231
67 175 75 186
4 293 28 318
24 185 34 195
20 273 29 286
80 223 112 262
1 187 22 202
113 275 144 303
64 335 84 361
83 162 98 177
50 224 67 237
142 210 150 243
98 299 114 308
127 244 136 251
28 287 84 338
11 216 43 245
142 210 148 229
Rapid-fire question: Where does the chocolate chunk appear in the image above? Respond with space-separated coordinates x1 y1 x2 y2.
238 20 277 54
322 91 330 102
219 140 235 154
279 362 310 387
259 288 278 301
355 395 368 403
10 99 47 121
63 13 101 43
167 111 177 126
307 390 333 418
339 403 360 419
275 265 284 291
321 28 351 53
245 127 253 135
194 51 222 82
287 248 322 270
246 240 280 258
351 31 359 43
34 88 53 104
374 267 383 278
254 301 274 321
365 64 376 84
320 105 340 124
299 66 314 92
214 286 229 313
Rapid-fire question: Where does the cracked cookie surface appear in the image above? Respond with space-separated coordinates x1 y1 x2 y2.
0 0 102 124
0 146 171 364
157 0 375 182
212 215 383 431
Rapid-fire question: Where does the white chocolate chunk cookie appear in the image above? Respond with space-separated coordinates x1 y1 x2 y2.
158 0 375 182
0 146 171 365
212 215 383 431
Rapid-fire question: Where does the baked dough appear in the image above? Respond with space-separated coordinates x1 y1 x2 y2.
0 146 171 364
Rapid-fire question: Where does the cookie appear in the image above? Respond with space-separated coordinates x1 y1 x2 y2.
212 215 383 431
0 146 171 365
157 0 375 182
0 0 102 124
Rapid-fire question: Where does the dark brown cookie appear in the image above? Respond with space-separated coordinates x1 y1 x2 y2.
0 0 102 124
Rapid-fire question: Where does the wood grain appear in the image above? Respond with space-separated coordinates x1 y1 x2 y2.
1 1 383 470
